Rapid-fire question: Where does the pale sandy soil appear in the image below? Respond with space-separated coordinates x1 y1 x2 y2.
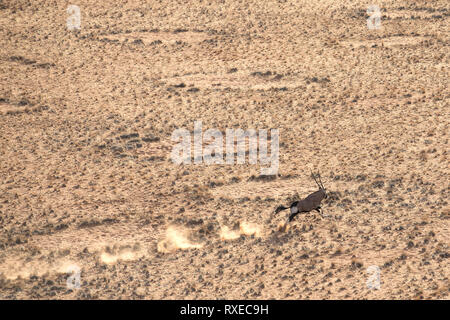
0 0 449 299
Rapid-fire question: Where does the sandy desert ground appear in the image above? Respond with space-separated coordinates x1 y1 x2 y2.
0 0 449 299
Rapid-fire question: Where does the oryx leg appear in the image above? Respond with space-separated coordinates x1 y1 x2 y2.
279 211 299 232
316 206 329 218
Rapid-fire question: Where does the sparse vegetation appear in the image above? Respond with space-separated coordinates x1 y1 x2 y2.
0 0 448 300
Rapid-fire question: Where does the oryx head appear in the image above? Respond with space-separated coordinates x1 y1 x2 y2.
311 170 327 199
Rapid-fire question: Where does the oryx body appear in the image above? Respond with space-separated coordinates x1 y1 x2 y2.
275 172 328 225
